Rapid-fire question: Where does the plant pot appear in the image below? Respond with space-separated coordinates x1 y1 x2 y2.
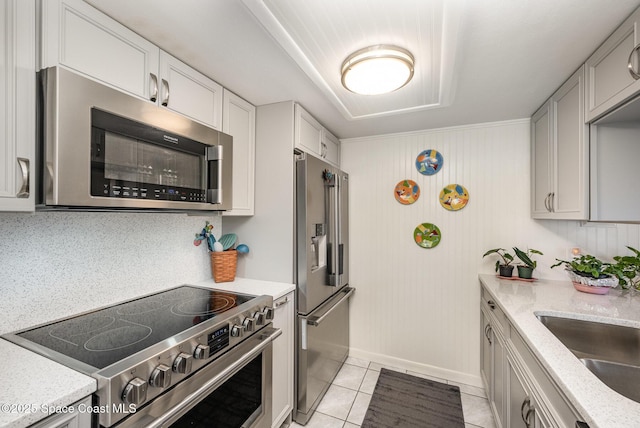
566 269 618 294
498 265 514 277
517 266 534 279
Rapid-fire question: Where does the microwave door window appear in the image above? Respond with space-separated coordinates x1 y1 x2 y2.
98 131 205 201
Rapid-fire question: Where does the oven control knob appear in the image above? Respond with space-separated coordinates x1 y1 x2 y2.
231 324 244 338
243 317 256 332
149 364 172 389
262 307 275 320
122 377 147 406
173 352 193 374
253 311 265 326
194 344 210 359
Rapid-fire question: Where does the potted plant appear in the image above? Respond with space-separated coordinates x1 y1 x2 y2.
483 248 516 277
609 246 640 290
550 254 619 294
513 247 543 279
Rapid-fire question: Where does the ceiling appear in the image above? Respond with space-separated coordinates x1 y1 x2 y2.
86 0 640 139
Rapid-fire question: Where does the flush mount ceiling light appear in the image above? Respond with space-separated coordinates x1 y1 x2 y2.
341 45 415 95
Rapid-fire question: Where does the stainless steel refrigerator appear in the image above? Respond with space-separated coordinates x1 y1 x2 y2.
294 152 355 425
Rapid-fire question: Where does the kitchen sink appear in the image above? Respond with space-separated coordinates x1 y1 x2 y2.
580 358 640 403
536 315 640 402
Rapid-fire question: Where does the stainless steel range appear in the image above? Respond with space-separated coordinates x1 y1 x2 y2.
3 285 279 428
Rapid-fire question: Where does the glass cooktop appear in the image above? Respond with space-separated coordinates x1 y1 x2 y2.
17 286 254 369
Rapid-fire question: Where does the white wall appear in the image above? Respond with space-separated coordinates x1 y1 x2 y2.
0 212 221 335
341 119 640 386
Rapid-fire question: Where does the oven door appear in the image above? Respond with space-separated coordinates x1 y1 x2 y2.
114 327 280 428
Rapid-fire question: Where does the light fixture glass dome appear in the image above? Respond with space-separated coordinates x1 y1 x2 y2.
341 45 415 95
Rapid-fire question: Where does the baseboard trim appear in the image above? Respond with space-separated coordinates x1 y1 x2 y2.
348 347 483 388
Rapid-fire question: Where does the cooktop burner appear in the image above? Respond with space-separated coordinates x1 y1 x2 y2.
16 285 253 369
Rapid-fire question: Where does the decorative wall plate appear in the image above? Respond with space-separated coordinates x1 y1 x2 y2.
394 179 420 205
439 184 469 211
415 149 443 175
413 223 441 249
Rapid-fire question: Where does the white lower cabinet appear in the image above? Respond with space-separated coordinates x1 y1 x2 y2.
0 0 36 212
271 291 294 427
481 285 585 428
30 396 92 428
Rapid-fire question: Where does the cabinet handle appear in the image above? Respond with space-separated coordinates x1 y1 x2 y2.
149 73 158 102
161 79 170 106
520 397 530 424
628 42 640 80
525 407 535 428
321 142 327 158
544 193 551 212
16 158 30 198
275 296 289 307
485 324 492 345
550 192 555 212
487 300 496 310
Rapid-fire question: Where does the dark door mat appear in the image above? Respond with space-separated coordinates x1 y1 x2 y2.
361 368 465 428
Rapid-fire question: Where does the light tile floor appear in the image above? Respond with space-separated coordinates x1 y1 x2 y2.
289 357 496 428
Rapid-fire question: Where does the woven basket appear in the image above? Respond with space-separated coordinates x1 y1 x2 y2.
210 250 237 283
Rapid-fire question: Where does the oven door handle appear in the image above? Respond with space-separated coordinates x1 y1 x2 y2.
146 327 281 428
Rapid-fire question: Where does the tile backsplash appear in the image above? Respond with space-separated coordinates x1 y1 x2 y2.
0 211 221 334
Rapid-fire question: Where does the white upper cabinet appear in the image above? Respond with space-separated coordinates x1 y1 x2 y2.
294 103 340 166
585 6 640 122
159 52 223 129
295 104 323 155
40 0 159 100
321 128 340 167
222 89 255 216
40 0 222 129
0 0 36 212
531 66 588 220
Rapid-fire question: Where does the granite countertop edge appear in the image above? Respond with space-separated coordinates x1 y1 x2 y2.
479 273 640 428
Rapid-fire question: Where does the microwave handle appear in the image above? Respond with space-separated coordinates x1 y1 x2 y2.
206 145 223 204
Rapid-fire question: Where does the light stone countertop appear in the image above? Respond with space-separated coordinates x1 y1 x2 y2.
0 277 294 428
193 277 295 300
479 274 640 428
0 339 96 428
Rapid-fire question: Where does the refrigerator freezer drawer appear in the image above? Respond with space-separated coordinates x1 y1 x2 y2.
295 287 354 424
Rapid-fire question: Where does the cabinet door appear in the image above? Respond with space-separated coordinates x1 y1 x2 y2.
222 89 255 216
295 104 322 156
585 6 640 122
271 292 294 427
480 310 492 394
321 128 340 166
508 359 533 428
552 66 588 220
531 101 552 218
492 330 505 428
0 0 35 212
30 396 92 428
40 0 159 100
159 51 223 129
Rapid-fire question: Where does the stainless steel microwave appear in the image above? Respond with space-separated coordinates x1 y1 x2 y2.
37 67 233 211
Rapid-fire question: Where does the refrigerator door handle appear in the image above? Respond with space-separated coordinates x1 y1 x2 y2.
304 287 355 327
329 173 342 286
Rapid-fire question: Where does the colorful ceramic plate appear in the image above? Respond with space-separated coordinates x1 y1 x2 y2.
415 149 443 175
394 179 420 205
439 184 469 211
413 223 441 249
